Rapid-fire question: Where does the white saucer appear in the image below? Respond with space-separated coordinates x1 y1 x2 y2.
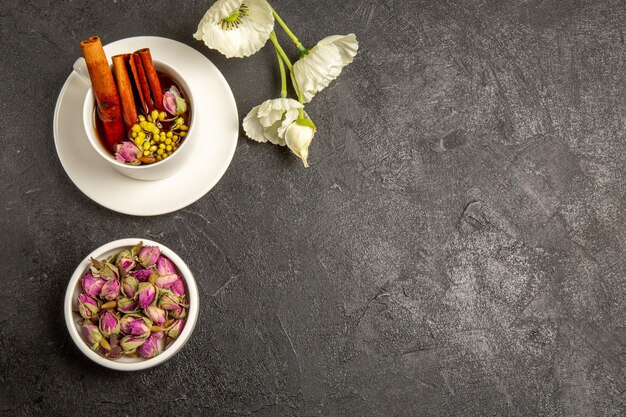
54 36 238 216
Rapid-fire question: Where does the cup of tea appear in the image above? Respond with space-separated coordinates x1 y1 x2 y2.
74 55 197 181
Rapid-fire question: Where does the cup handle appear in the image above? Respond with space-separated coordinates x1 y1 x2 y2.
73 57 92 85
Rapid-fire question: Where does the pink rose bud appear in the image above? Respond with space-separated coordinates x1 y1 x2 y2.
122 276 138 298
137 282 156 308
100 279 121 301
115 141 141 164
120 315 151 337
116 250 136 273
130 269 152 282
100 263 119 281
158 292 180 311
167 319 185 339
99 311 120 337
120 335 147 353
82 322 103 350
163 85 187 116
138 332 163 358
155 273 179 290
144 305 166 327
157 256 177 275
78 293 99 319
101 334 123 359
81 273 105 297
138 246 160 268
171 277 185 297
171 307 187 320
117 297 138 313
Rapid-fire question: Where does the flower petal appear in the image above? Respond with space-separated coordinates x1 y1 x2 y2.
194 0 274 58
292 34 359 103
243 105 268 143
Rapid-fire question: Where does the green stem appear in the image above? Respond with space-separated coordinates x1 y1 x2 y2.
276 49 287 98
269 31 292 71
271 6 308 54
270 31 306 110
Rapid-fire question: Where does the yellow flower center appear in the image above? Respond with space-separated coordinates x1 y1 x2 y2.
220 4 249 30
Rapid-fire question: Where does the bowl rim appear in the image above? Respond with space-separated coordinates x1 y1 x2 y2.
82 60 197 171
64 238 199 371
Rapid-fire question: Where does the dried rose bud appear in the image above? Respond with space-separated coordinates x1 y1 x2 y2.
117 297 139 313
99 311 120 337
171 307 187 319
101 334 123 359
130 269 152 282
100 263 119 281
138 332 163 358
137 282 156 308
144 305 166 327
171 277 185 297
78 293 99 319
116 250 136 273
100 279 121 301
119 315 151 337
155 273 179 290
158 292 181 311
82 322 103 350
115 141 142 165
81 272 105 297
157 256 177 275
122 276 139 298
167 319 185 339
120 335 147 353
138 246 160 268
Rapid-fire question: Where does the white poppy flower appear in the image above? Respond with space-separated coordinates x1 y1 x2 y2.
292 34 358 103
284 118 316 167
243 98 303 146
194 0 274 58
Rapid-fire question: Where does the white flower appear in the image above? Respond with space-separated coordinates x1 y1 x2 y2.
284 119 316 167
243 98 303 146
292 34 358 103
194 0 274 58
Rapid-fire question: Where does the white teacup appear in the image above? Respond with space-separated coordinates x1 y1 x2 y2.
74 58 197 181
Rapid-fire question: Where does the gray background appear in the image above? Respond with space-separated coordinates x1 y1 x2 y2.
1 0 624 415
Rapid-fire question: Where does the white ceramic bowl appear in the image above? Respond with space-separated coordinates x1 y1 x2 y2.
64 238 199 371
78 59 197 181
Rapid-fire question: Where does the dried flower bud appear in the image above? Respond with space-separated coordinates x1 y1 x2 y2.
116 250 136 273
100 279 121 301
144 305 166 327
81 272 105 297
137 282 156 308
120 335 147 353
167 319 185 339
158 292 181 311
155 273 179 290
122 276 139 298
138 246 160 268
130 269 152 282
138 332 163 358
120 315 151 337
82 322 103 350
78 293 99 319
101 334 123 358
100 263 119 281
171 307 187 319
117 297 139 314
171 277 185 297
99 311 120 337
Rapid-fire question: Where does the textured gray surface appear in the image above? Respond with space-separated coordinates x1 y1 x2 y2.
1 0 625 415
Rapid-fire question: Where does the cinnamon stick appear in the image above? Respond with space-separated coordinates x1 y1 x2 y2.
137 48 164 112
131 53 154 113
112 54 138 130
80 36 125 151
